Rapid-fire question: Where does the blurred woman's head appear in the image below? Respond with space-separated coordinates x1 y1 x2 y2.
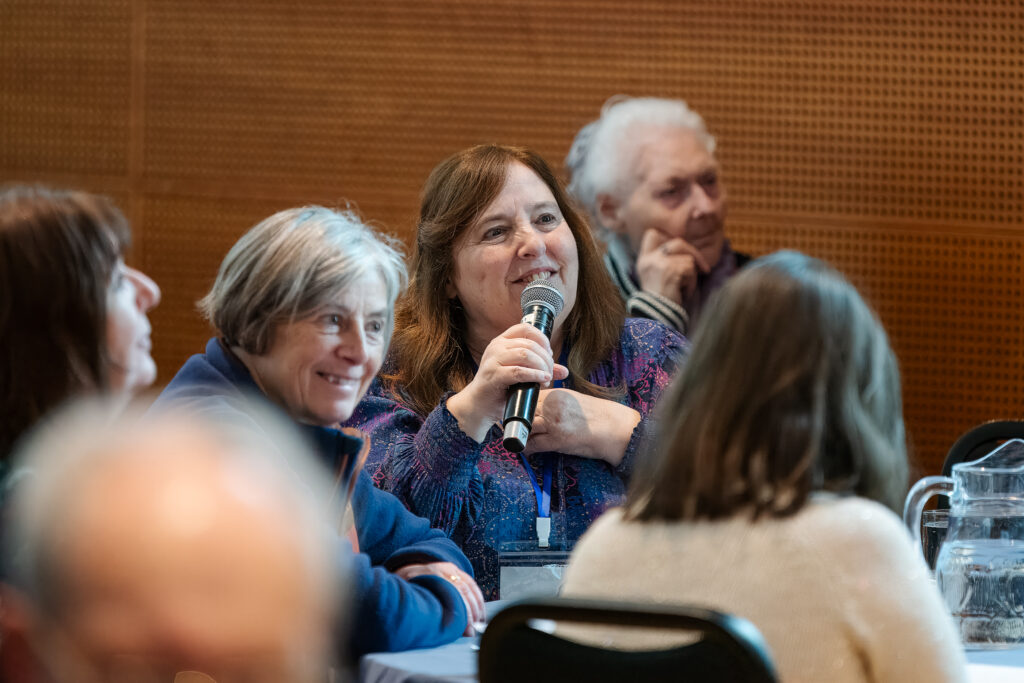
4 398 343 682
0 186 160 456
387 144 624 416
627 250 906 521
199 206 407 426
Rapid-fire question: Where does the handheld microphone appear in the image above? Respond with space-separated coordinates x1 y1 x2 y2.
502 280 565 453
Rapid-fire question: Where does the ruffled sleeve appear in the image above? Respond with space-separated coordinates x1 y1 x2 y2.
347 385 487 544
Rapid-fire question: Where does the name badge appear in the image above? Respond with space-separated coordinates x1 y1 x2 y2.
497 545 572 601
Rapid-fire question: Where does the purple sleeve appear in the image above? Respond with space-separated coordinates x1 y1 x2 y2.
348 389 486 542
609 319 688 480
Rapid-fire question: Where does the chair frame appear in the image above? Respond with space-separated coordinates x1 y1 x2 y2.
478 596 778 683
942 420 1024 476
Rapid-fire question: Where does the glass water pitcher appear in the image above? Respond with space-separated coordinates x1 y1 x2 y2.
904 439 1024 649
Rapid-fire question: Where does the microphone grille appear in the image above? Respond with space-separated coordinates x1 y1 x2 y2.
520 280 564 316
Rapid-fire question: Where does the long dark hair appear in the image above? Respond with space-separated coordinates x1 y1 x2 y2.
383 144 625 416
626 250 907 521
0 186 130 458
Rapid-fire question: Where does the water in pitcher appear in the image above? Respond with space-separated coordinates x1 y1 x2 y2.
937 538 1024 648
923 513 948 571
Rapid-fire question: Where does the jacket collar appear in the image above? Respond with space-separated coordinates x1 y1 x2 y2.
206 337 365 484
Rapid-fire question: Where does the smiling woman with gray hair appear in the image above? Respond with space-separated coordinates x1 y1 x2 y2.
198 206 406 363
155 205 484 658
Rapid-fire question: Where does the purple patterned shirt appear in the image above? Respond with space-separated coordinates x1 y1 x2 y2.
345 318 686 598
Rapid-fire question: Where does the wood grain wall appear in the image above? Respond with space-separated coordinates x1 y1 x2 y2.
3 0 1022 474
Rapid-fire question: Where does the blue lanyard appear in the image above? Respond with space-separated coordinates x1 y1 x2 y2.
467 339 568 546
517 344 568 546
519 452 553 518
518 404 556 548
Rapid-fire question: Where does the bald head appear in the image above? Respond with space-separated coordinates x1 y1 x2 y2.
4 400 343 682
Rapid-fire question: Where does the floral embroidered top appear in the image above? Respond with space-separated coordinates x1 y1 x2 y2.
345 318 686 599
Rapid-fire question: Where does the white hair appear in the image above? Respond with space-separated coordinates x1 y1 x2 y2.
566 96 717 218
3 397 343 617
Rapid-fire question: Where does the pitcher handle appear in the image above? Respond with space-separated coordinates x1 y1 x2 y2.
902 475 955 559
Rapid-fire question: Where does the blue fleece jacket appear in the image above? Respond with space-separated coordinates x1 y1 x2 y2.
154 338 471 657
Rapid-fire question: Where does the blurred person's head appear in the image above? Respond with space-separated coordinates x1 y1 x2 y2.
626 250 907 522
199 206 407 427
385 144 624 416
0 186 160 457
566 96 728 269
2 399 342 682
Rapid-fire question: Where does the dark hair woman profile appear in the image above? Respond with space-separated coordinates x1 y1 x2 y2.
349 145 686 598
0 186 161 462
561 251 967 683
0 185 160 679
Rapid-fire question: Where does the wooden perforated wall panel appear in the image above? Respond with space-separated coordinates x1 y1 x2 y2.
3 1 1022 473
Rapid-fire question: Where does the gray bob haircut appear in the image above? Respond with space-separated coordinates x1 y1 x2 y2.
566 95 717 218
199 206 408 355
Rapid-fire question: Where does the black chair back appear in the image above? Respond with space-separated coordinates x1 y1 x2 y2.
478 597 778 683
942 420 1024 476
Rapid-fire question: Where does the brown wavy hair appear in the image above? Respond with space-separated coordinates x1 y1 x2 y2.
0 186 130 458
383 145 625 416
626 250 908 521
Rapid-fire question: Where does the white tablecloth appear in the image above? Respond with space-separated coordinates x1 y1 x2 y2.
359 637 477 683
360 638 1024 683
966 648 1024 683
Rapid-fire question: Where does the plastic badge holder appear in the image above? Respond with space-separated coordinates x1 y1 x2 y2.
498 540 572 601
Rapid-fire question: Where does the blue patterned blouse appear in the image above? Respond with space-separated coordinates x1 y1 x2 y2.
346 318 686 598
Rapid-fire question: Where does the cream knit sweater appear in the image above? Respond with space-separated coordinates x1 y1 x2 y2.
561 496 967 683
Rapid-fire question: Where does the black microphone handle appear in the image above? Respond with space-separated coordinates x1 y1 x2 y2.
502 302 556 452
502 383 539 452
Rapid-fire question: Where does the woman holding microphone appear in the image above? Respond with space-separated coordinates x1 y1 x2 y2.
350 145 685 598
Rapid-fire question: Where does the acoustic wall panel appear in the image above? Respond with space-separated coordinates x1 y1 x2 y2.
2 0 1022 473
0 0 132 176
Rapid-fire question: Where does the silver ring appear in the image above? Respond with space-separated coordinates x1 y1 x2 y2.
449 574 461 582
